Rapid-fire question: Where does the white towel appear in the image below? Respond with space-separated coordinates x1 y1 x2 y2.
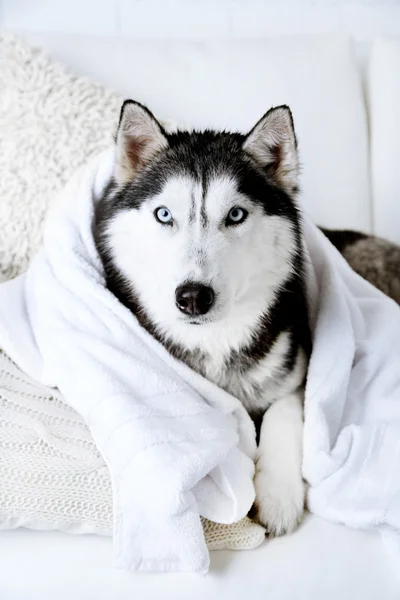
0 150 257 573
303 219 400 548
1 150 400 571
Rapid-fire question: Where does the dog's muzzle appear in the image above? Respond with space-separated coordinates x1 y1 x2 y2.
175 284 215 317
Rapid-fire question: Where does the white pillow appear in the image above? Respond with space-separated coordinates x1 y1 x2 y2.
0 34 121 281
28 32 371 232
369 38 400 244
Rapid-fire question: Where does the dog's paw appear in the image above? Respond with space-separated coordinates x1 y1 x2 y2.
253 468 305 536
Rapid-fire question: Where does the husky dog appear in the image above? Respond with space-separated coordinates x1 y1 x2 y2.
96 100 311 536
321 228 400 305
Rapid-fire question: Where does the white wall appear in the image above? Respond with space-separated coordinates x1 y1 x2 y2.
1 0 400 40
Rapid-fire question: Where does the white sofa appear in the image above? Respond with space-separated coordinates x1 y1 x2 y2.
1 3 400 598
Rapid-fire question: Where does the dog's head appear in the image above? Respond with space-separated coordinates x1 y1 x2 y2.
97 100 302 350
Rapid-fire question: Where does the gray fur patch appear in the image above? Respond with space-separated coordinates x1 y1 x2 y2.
343 237 400 304
322 228 400 304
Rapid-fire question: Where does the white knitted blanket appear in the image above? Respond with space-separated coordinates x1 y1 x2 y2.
0 349 266 550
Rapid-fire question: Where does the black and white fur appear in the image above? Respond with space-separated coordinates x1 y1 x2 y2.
95 101 311 536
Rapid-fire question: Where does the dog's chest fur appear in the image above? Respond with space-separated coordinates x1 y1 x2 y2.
181 332 307 414
123 276 311 419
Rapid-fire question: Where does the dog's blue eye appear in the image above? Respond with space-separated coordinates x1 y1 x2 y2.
226 207 248 226
155 206 173 225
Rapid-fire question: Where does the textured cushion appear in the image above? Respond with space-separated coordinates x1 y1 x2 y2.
0 34 121 281
369 38 400 244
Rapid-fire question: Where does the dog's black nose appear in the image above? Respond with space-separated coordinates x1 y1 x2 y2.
175 284 215 316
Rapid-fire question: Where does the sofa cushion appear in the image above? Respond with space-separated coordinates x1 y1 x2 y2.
369 38 400 244
27 32 371 232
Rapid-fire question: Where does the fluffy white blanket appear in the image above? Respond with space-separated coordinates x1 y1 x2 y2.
0 150 399 572
303 215 400 553
0 151 256 572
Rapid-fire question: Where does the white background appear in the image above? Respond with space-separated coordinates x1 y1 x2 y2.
0 0 400 40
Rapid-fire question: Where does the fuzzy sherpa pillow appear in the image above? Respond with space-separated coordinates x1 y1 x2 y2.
0 34 121 281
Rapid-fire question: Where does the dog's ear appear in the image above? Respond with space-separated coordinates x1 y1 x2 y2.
115 100 168 184
243 106 299 195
